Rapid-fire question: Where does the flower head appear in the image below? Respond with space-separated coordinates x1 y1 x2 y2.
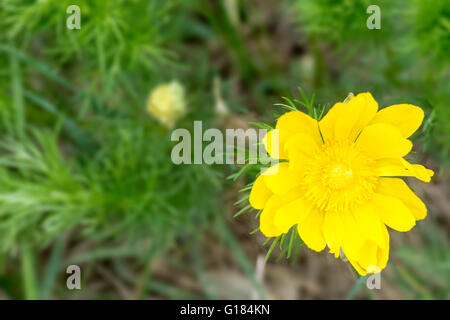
146 81 186 128
249 92 434 275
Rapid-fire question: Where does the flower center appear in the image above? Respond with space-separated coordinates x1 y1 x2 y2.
300 142 378 212
325 163 354 189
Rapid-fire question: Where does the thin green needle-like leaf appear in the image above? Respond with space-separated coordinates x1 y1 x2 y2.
265 236 280 262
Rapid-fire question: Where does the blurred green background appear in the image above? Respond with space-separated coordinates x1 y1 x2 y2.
0 0 448 299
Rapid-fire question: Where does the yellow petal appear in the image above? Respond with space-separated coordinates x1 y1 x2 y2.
318 102 341 143
376 178 427 220
249 174 272 209
259 187 304 237
371 104 424 138
274 196 311 233
355 123 412 159
347 257 368 276
323 211 344 257
340 211 366 260
347 231 389 275
264 111 322 159
262 130 283 159
371 193 416 232
319 92 378 143
264 162 301 195
408 164 435 182
284 132 320 171
376 227 390 270
356 241 378 270
259 195 283 237
375 158 434 182
354 203 388 248
297 209 326 252
284 132 320 155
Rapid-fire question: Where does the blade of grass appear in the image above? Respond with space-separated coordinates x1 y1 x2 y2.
287 227 296 259
216 216 265 299
265 236 280 262
9 50 25 139
233 204 252 218
0 45 75 91
21 242 39 300
24 90 93 151
41 238 64 300
346 275 368 300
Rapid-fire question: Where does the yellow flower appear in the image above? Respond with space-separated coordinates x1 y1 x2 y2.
249 92 434 275
146 81 186 128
